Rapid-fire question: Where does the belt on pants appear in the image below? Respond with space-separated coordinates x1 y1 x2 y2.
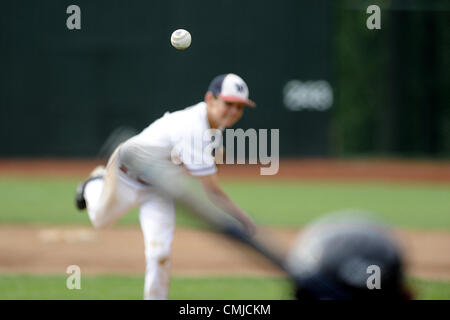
119 165 151 186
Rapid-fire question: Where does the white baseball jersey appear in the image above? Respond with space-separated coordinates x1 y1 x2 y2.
129 101 218 177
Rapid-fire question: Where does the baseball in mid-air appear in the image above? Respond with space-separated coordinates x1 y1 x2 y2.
170 29 192 50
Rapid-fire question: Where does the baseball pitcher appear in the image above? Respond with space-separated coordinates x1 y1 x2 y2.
75 73 257 300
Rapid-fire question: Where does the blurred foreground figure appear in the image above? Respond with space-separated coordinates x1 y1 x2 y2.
286 213 411 300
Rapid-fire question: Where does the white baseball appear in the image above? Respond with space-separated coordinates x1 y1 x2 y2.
170 29 192 50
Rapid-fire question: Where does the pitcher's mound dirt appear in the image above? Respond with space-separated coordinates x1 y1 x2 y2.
0 225 448 280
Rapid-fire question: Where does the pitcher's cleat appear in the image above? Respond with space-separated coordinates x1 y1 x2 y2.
75 165 106 210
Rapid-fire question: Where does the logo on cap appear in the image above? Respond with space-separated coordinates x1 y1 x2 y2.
207 73 256 107
235 83 245 93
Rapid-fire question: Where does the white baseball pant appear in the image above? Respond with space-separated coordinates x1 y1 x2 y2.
84 144 176 300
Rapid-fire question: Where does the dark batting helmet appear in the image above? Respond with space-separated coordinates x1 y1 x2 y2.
286 212 411 300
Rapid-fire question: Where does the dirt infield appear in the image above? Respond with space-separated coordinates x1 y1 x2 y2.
0 225 449 280
0 159 449 281
1 158 450 182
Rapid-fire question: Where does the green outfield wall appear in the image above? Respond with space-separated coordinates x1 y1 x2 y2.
1 1 448 157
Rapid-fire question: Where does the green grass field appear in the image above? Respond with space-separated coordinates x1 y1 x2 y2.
1 177 449 229
0 274 448 300
0 176 449 299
